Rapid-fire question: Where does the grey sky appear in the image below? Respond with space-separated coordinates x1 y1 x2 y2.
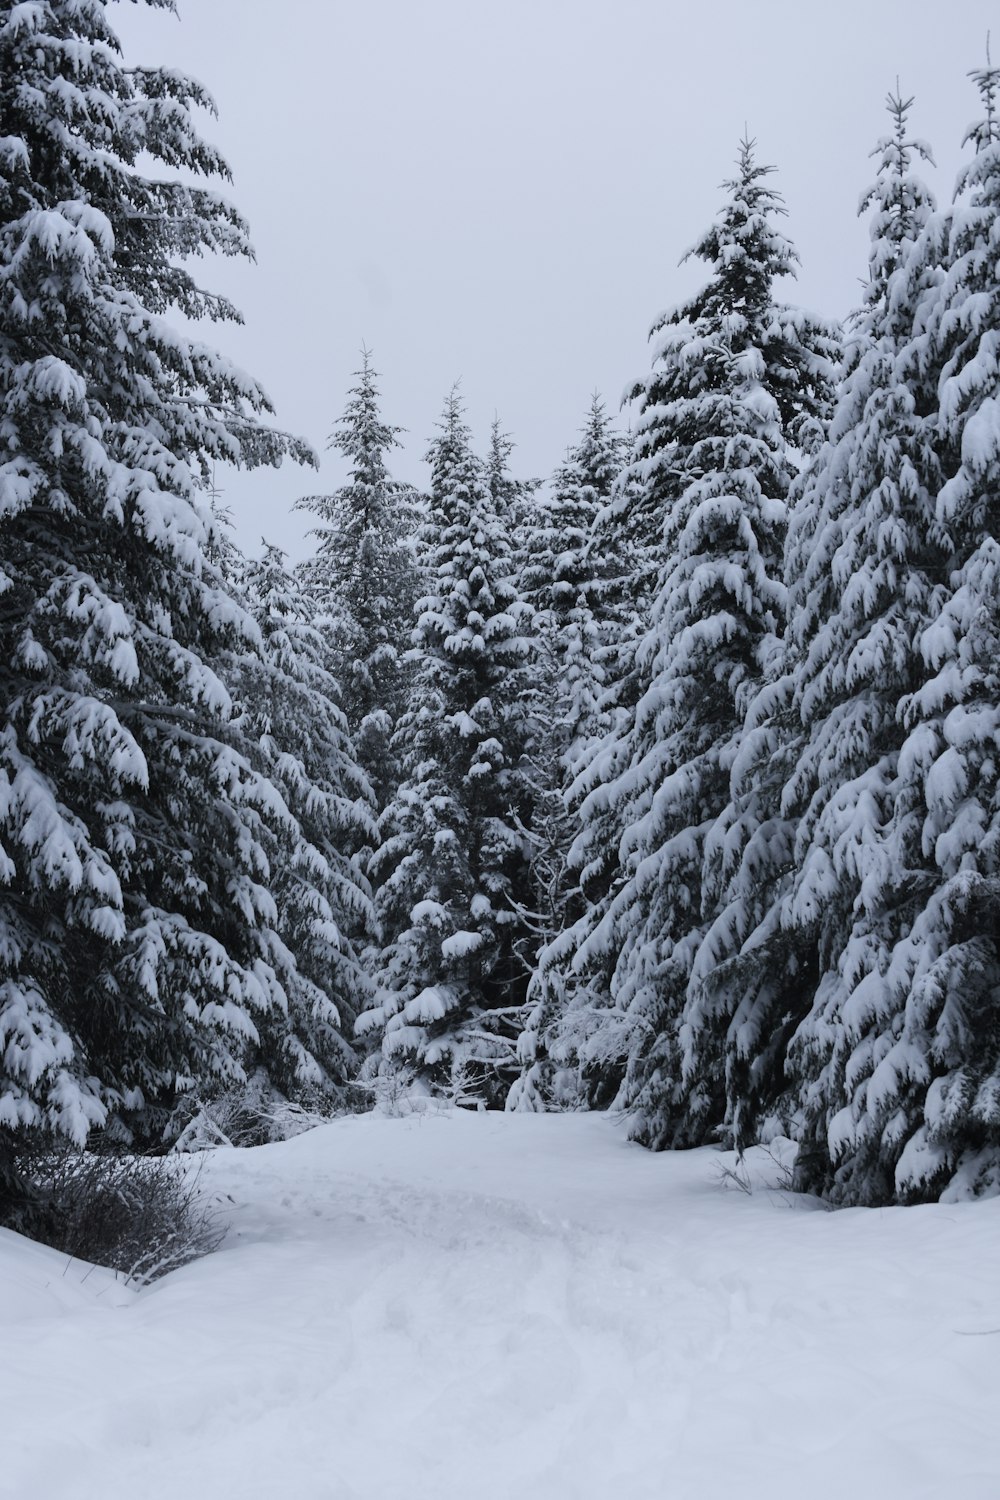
115 0 997 561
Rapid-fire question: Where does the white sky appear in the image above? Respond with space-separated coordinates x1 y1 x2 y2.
115 0 998 561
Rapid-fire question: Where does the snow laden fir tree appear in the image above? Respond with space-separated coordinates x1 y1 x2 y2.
360 394 538 1106
0 0 344 1206
782 70 1000 1203
722 90 946 1195
296 353 419 810
223 544 378 1109
522 140 839 1138
508 395 630 1111
521 395 631 769
683 91 941 1171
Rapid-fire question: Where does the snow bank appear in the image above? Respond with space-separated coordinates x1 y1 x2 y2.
3 1112 998 1499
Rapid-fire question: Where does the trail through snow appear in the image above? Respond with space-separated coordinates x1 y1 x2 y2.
3 1111 998 1500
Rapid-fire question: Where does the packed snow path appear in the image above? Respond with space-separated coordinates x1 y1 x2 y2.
4 1112 999 1500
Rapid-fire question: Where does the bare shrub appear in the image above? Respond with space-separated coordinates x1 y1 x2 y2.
715 1157 754 1194
22 1148 225 1286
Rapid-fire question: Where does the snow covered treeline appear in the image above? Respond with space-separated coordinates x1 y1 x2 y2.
4 0 1000 1218
523 82 1000 1207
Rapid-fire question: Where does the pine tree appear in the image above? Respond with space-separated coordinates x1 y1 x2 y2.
0 1 311 1204
521 396 630 763
508 397 629 1111
296 353 419 807
695 92 941 1162
790 69 1000 1203
541 139 838 1136
227 544 378 1111
486 417 539 541
358 394 537 1106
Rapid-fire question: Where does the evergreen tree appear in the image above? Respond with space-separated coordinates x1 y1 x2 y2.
485 416 539 542
540 140 838 1134
522 396 630 764
485 415 543 659
859 88 939 315
791 69 1000 1203
0 0 311 1204
693 92 940 1161
228 544 378 1110
508 396 629 1111
358 394 537 1106
296 353 419 807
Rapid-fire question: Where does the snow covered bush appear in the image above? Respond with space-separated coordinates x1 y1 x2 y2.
172 1069 336 1148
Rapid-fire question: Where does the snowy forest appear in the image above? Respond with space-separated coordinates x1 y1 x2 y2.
6 0 1000 1262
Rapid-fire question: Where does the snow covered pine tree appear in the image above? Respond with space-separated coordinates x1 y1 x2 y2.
539 139 837 1140
0 0 312 1209
519 395 630 770
726 92 945 1198
484 415 539 602
296 352 419 810
360 393 538 1106
789 69 1000 1203
509 396 630 1111
226 545 379 1114
690 91 940 1168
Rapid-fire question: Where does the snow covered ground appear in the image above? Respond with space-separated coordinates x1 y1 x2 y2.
3 1111 998 1500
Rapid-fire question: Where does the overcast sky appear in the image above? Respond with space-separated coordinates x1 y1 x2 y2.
115 0 997 561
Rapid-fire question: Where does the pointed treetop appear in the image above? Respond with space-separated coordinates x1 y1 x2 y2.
326 348 405 467
963 50 1000 156
953 52 1000 208
424 385 481 506
439 381 466 437
569 393 625 474
348 344 377 403
725 132 782 213
858 86 935 305
675 135 798 329
736 131 762 181
487 413 516 495
488 413 515 469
